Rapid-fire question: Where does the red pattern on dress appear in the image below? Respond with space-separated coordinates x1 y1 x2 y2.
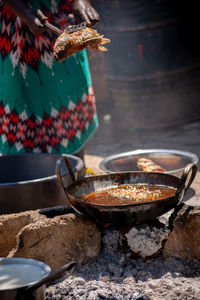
0 87 96 152
0 1 73 72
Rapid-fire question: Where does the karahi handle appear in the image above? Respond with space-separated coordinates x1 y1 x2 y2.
56 157 81 214
175 163 197 204
56 157 76 190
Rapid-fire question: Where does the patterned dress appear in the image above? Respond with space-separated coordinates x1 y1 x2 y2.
0 0 98 154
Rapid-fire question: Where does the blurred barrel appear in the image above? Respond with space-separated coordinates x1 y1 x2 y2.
91 0 200 129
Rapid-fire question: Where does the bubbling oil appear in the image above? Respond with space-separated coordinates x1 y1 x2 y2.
82 184 176 206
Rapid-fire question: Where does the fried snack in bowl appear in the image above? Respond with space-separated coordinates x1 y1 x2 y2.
137 158 166 173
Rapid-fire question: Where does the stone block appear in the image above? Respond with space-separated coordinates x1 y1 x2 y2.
163 205 200 260
0 211 41 257
0 208 101 270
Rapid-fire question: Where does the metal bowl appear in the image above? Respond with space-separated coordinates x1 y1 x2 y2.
0 154 84 215
0 257 51 290
0 258 75 300
99 149 199 178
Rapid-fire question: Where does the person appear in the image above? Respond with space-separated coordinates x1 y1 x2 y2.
0 0 100 161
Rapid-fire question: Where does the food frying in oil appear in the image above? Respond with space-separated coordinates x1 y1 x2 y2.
82 184 176 206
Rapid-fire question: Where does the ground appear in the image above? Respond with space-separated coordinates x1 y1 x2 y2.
86 119 200 170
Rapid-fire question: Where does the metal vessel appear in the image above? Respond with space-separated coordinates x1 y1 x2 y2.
0 154 84 215
99 149 199 178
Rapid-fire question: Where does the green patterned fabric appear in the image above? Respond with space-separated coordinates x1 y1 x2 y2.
0 0 98 154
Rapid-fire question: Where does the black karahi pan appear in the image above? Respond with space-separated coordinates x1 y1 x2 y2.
56 158 197 226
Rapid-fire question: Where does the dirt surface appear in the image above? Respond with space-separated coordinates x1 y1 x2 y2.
86 120 200 163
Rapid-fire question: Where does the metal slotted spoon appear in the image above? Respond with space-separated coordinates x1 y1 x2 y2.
44 21 86 35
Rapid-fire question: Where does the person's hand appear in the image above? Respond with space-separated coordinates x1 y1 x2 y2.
23 8 48 34
72 0 100 27
3 0 48 34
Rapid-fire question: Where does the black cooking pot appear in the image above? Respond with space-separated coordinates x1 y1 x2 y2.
0 154 84 215
56 158 197 226
0 257 75 300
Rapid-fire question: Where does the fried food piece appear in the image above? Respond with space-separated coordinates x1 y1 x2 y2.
137 158 166 173
53 27 110 62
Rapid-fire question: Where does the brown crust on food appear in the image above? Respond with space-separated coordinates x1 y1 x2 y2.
53 27 110 62
137 158 166 173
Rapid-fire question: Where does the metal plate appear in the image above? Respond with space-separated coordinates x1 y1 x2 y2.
0 258 51 290
99 149 199 178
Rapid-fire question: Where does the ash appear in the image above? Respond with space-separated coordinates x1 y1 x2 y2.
125 224 170 258
46 228 200 300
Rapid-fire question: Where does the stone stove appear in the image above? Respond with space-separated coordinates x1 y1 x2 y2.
45 206 200 300
1 202 200 300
